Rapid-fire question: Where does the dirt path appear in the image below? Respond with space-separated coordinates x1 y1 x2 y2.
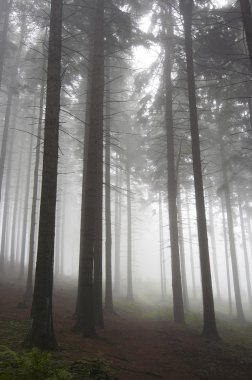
1 281 252 379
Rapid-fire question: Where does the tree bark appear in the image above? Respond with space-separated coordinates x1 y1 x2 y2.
126 151 133 303
0 0 13 89
24 0 62 349
164 6 184 324
74 0 104 337
104 65 114 313
180 0 219 339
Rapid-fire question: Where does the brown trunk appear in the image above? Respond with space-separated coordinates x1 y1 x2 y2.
180 0 219 339
24 0 62 349
164 7 184 323
104 65 114 313
74 0 104 337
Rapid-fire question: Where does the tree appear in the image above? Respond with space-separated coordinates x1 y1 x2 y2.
24 0 63 349
179 0 219 340
163 4 184 324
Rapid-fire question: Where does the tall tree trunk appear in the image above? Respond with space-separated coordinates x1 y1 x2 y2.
164 7 184 324
19 100 36 280
114 152 121 296
74 0 104 337
180 0 219 339
218 123 245 322
104 66 114 313
177 186 189 311
159 191 166 302
126 153 133 303
24 0 62 349
20 63 46 306
0 10 25 201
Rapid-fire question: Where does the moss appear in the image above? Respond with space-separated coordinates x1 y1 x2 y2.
0 347 117 380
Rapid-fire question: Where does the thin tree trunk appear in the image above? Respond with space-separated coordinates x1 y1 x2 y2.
218 123 245 322
20 61 46 306
177 186 189 311
159 191 165 302
186 192 196 300
208 194 221 299
180 0 219 339
0 0 13 89
221 194 232 315
19 100 36 280
104 65 114 313
0 10 25 201
237 190 252 309
164 7 184 324
24 0 62 349
114 152 121 296
126 154 133 303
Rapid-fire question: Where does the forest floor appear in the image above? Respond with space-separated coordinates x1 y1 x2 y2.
1 278 252 380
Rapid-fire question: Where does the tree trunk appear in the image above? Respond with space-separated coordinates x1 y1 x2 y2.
0 0 13 89
180 0 219 339
104 65 114 313
19 100 36 280
221 194 233 315
21 65 46 306
177 186 189 311
218 123 245 322
126 153 133 303
24 0 62 349
74 0 104 337
237 190 252 309
159 191 166 302
207 193 221 299
114 152 121 296
186 192 196 300
164 7 184 324
239 0 252 69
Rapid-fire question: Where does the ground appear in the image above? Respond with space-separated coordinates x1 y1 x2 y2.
1 278 252 380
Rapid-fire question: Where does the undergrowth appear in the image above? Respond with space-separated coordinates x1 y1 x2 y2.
0 346 118 380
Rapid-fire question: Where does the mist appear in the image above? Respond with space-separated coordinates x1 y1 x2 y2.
0 0 252 379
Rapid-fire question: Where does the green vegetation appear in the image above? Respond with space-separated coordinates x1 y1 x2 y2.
0 347 118 380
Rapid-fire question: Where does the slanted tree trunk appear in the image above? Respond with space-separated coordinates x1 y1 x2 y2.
104 66 114 313
164 6 184 324
180 0 219 339
74 0 104 337
24 0 62 349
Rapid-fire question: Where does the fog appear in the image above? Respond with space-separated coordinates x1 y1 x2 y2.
0 0 252 378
